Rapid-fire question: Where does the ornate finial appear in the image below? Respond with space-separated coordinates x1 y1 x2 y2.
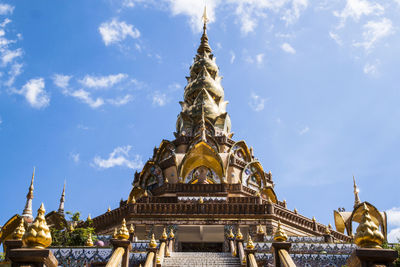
161 228 168 240
129 224 135 234
353 176 361 208
246 235 255 249
23 203 52 248
228 228 234 238
197 6 212 55
236 228 243 240
199 196 204 204
22 168 35 221
131 196 136 204
257 224 265 234
58 181 66 214
328 223 332 229
107 206 111 212
143 190 148 197
85 232 94 247
312 216 316 222
324 225 331 235
13 218 25 240
149 233 157 248
87 214 92 221
294 208 298 214
273 221 288 242
256 191 261 197
283 199 287 207
113 228 118 238
169 229 175 239
69 223 75 232
116 218 130 240
165 177 169 183
354 203 384 248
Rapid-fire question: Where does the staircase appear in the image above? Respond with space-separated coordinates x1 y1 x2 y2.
162 252 241 267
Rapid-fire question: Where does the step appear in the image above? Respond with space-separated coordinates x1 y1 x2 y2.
162 252 241 267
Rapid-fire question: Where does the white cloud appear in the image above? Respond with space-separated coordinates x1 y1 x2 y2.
282 0 308 25
249 92 266 112
281 42 296 54
299 126 310 135
5 62 22 86
386 207 400 242
99 19 140 46
230 51 236 64
68 89 104 108
53 74 72 89
165 0 218 32
168 82 181 91
363 62 379 76
107 94 133 106
1 48 22 66
329 31 343 46
256 53 265 65
93 145 143 169
152 91 168 106
70 153 80 163
333 0 384 27
79 73 127 89
353 18 394 52
0 4 14 15
18 78 50 109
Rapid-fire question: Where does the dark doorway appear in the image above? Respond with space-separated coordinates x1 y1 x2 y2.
181 242 224 252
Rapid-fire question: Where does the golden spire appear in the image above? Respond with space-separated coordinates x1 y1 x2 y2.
246 235 255 249
197 6 212 55
312 216 316 222
13 218 25 240
115 218 130 240
22 168 35 221
149 233 157 248
257 224 265 234
107 206 111 212
58 181 66 214
324 225 331 235
85 232 94 247
354 203 384 248
228 228 234 238
22 203 52 248
200 107 207 141
161 228 168 240
169 229 175 239
273 221 288 242
236 228 243 240
129 224 135 234
353 176 361 208
87 214 92 221
143 190 148 197
113 228 118 238
294 208 298 214
199 196 204 204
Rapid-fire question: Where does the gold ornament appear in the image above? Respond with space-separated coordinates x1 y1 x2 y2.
169 229 175 239
246 235 255 250
273 221 288 242
257 224 265 234
143 190 148 197
13 218 25 240
113 228 118 238
85 233 94 247
228 228 234 238
23 203 52 248
107 206 111 212
129 224 135 234
161 228 168 240
236 228 243 240
325 225 331 235
115 218 130 240
199 197 204 204
149 234 157 248
87 214 92 221
354 203 384 249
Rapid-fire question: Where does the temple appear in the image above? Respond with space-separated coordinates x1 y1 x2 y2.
0 8 397 267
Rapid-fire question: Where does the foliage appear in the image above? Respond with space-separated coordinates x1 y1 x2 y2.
51 211 97 247
382 241 400 267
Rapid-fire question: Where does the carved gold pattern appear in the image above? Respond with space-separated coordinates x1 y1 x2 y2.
354 203 384 249
273 221 288 242
23 203 52 248
246 235 255 249
149 234 157 248
85 233 94 247
161 228 168 240
236 228 243 240
169 229 175 239
115 218 130 240
13 218 25 240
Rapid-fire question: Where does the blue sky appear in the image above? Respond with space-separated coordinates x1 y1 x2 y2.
1 0 400 242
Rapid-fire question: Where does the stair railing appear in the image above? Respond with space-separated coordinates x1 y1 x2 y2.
106 239 132 267
144 234 158 267
271 242 296 267
156 229 168 267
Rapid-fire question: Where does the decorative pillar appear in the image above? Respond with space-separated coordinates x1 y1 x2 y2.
323 224 334 243
271 221 296 267
346 203 398 267
235 228 246 267
227 228 236 257
110 218 132 267
168 229 175 253
156 228 168 267
9 203 58 267
4 218 25 261
144 234 158 267
245 235 258 267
